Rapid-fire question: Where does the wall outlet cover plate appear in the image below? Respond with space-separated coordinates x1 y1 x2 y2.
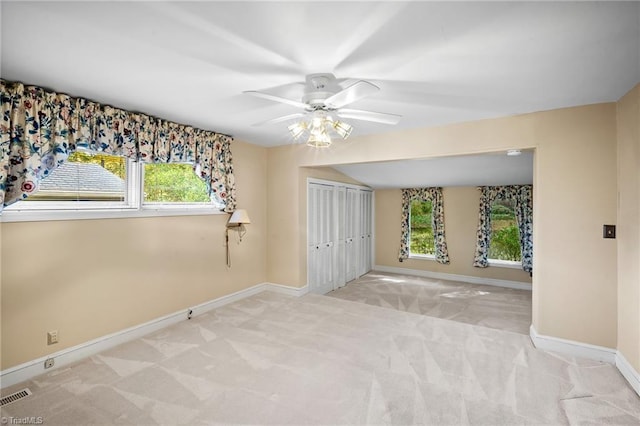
603 224 616 239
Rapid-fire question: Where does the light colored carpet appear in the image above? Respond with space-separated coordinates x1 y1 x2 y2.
2 290 638 425
327 272 532 334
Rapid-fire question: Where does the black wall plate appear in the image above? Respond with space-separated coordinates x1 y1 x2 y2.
603 225 616 239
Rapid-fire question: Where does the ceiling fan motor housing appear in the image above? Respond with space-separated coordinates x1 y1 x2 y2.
302 73 340 109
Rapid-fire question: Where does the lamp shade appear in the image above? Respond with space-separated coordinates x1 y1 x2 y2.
228 209 251 225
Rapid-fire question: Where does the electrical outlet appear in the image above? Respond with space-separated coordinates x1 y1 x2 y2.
47 330 58 345
44 358 54 369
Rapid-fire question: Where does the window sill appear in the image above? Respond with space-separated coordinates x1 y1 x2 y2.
409 254 436 261
487 259 522 269
0 207 226 223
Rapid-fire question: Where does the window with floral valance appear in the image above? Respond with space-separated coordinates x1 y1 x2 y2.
473 185 533 272
0 79 236 213
399 187 450 264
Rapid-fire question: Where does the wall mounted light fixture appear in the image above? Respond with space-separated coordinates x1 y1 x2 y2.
226 209 251 267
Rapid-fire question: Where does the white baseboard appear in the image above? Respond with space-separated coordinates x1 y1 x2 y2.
529 325 640 397
373 264 532 291
264 282 309 297
616 351 640 396
0 282 304 389
529 325 617 363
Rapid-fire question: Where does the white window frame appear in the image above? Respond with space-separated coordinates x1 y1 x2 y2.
1 152 224 223
487 258 522 269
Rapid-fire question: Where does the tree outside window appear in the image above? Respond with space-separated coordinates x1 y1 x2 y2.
409 199 434 255
489 198 521 261
143 164 210 203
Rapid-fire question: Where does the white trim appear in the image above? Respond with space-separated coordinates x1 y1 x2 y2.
306 177 371 191
0 282 305 389
408 254 436 261
616 351 640 396
373 264 532 291
403 257 524 270
529 325 616 363
487 259 522 269
529 325 640 396
263 282 309 297
1 207 225 223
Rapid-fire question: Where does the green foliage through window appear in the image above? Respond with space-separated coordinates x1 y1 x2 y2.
410 199 434 255
144 163 210 203
489 198 521 261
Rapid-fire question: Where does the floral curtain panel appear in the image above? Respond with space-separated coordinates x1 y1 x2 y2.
473 185 533 272
0 80 236 212
399 187 450 264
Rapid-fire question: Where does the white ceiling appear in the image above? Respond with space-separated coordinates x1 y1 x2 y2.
332 151 534 189
1 1 638 186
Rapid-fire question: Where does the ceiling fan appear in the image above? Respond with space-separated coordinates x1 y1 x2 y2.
244 73 401 147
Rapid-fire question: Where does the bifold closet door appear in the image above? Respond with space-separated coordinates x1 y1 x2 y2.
308 183 335 294
335 187 347 289
345 188 358 283
358 190 373 277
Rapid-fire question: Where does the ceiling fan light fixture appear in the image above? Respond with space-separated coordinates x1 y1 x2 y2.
245 73 401 146
333 120 352 139
288 122 307 139
306 130 332 148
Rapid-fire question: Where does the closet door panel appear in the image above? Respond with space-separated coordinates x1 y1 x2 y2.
335 187 347 289
308 183 335 294
345 188 358 282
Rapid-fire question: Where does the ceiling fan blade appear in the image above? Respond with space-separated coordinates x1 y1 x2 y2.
337 109 401 125
243 90 308 109
324 80 379 109
252 113 306 127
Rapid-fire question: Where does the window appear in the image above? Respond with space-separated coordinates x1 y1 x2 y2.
409 199 434 256
9 150 132 207
143 163 210 205
488 198 521 262
3 150 222 221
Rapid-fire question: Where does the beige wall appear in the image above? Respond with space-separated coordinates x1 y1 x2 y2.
376 187 532 283
1 97 631 370
617 83 640 371
267 103 618 348
531 105 618 347
264 151 363 285
0 140 267 369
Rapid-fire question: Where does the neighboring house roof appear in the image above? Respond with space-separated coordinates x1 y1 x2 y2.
40 162 125 193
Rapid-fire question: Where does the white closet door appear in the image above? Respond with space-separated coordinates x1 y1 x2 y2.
335 187 347 289
345 188 358 282
308 183 335 294
364 190 373 272
357 189 373 277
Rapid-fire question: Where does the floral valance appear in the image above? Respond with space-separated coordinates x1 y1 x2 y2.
399 187 450 264
0 79 236 212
